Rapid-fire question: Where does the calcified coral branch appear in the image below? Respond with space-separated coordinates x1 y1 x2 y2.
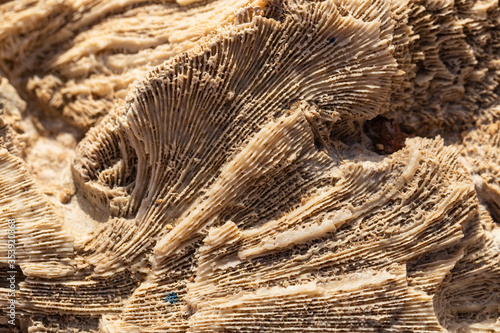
0 0 500 332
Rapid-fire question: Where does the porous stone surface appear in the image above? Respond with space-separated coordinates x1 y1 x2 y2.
0 0 499 332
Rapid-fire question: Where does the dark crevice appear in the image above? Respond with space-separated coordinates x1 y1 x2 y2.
265 0 286 22
364 116 409 155
0 264 26 289
474 179 500 225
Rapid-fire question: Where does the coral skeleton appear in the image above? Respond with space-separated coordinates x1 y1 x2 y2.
0 0 499 332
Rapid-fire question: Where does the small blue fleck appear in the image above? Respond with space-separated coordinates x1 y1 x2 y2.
164 292 179 305
329 37 336 44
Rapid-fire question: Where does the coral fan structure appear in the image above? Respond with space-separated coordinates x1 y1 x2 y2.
0 0 499 332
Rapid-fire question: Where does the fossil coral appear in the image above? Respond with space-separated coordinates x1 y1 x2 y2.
0 0 500 332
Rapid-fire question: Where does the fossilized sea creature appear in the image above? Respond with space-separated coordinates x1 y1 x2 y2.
0 0 500 332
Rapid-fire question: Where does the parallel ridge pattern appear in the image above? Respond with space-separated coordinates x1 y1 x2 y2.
0 0 266 129
0 149 75 278
1 0 498 138
189 269 444 332
464 105 500 222
74 0 398 275
0 0 499 332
